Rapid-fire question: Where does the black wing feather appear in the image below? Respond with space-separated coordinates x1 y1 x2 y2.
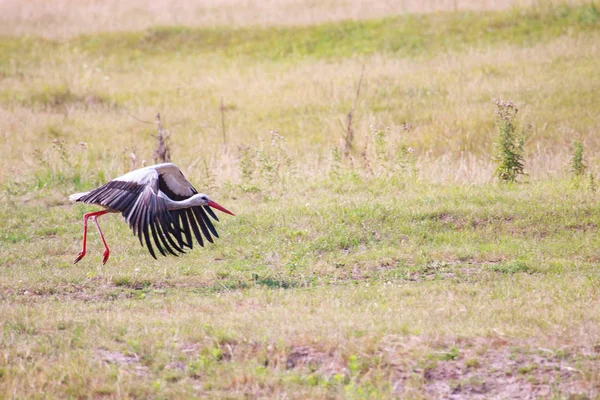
149 219 167 257
186 209 204 247
198 207 219 238
142 210 157 260
192 207 214 243
158 212 185 254
165 213 184 250
203 205 219 222
176 210 193 249
153 213 181 257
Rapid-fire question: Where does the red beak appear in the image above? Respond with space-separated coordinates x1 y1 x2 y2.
207 200 235 216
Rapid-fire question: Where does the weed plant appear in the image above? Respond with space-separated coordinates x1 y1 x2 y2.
571 140 586 177
493 100 528 183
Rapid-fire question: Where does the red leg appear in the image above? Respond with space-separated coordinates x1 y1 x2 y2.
73 210 108 264
91 214 110 265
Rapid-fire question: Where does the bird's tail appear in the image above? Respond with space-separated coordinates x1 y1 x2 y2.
69 192 88 202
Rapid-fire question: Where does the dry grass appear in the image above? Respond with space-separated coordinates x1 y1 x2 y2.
1 0 582 38
1 30 599 184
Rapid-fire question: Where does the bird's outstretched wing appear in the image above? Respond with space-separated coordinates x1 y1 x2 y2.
155 163 221 250
74 168 185 259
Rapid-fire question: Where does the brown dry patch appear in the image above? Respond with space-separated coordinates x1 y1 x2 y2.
164 361 187 371
414 338 598 399
566 222 598 232
179 342 200 355
96 348 152 377
285 345 343 374
96 348 139 365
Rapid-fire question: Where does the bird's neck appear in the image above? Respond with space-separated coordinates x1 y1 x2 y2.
159 193 200 210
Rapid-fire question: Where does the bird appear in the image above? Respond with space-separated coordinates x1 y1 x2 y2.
69 162 235 264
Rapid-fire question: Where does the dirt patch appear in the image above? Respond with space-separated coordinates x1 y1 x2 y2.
96 348 151 377
566 222 598 232
286 345 330 370
470 216 515 229
179 342 200 355
96 348 139 365
282 345 349 380
411 338 597 399
164 361 187 371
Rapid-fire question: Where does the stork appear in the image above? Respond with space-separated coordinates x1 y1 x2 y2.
69 163 235 264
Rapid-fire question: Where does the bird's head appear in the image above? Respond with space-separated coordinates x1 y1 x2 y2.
191 193 235 216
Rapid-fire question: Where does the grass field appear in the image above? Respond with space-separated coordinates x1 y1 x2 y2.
1 0 600 398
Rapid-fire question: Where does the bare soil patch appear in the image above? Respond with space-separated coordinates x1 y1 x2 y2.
96 348 139 365
417 338 596 399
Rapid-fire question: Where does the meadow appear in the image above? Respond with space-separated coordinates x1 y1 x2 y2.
1 0 600 398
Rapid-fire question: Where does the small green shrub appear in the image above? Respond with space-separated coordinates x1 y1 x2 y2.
571 140 586 177
442 347 460 361
491 261 531 274
493 100 528 182
589 172 597 192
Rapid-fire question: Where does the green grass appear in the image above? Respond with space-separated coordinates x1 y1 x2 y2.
1 1 600 398
2 176 600 397
2 2 598 64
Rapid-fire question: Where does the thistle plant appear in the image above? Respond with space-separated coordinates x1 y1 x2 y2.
589 172 597 192
493 100 527 182
330 145 342 176
571 140 586 177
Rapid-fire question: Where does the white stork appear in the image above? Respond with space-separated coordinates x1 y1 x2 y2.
69 163 235 264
